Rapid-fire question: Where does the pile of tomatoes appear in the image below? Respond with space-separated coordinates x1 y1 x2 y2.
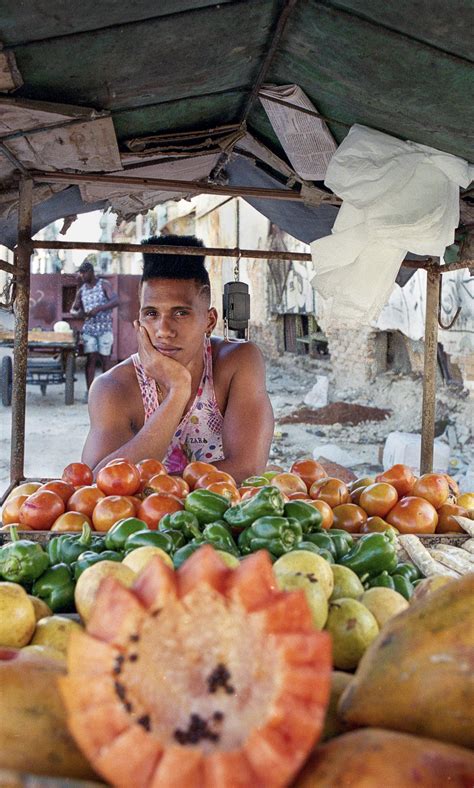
1 457 473 535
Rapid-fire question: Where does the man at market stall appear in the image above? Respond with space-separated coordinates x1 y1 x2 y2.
71 260 119 403
81 234 274 484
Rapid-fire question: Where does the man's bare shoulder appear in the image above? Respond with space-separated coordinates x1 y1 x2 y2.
89 357 139 405
212 338 265 372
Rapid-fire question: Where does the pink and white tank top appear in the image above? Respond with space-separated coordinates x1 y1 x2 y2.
132 337 224 475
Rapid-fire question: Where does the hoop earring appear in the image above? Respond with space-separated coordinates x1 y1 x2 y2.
205 331 212 338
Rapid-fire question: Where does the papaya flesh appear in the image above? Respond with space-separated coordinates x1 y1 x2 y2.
0 648 98 780
338 574 474 749
294 728 474 787
61 547 332 788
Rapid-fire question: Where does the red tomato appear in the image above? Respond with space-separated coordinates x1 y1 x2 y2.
309 477 349 508
271 473 308 496
182 462 216 490
136 458 167 490
123 495 143 514
51 511 92 532
348 476 375 493
67 486 105 518
290 459 327 490
286 492 312 500
194 470 236 490
359 483 398 518
143 474 188 498
137 494 183 530
61 462 93 488
19 490 65 531
331 503 367 534
307 499 334 530
386 496 438 534
206 481 240 505
411 473 450 509
92 496 136 532
375 464 416 497
96 461 141 497
39 479 75 504
349 485 369 505
435 503 469 534
1 495 29 525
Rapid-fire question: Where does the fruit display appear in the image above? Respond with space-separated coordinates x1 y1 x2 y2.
60 547 332 787
0 457 473 785
338 574 474 749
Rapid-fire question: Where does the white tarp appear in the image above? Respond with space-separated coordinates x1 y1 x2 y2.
310 124 473 323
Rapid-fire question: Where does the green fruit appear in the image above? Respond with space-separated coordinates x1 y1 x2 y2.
330 565 365 601
325 597 379 670
273 550 334 599
361 587 409 629
277 572 328 630
321 671 353 741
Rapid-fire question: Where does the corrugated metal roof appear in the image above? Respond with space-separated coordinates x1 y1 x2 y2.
0 0 472 245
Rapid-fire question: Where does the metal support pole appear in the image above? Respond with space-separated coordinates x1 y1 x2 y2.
10 177 33 484
420 266 441 474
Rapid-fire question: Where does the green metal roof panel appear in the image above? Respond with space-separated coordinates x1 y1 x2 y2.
10 0 280 111
112 92 247 142
322 0 474 61
257 0 474 160
0 0 236 45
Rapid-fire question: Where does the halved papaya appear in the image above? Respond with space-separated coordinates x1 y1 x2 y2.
61 546 332 788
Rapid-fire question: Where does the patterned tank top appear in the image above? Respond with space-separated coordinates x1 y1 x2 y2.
132 337 225 475
81 279 113 337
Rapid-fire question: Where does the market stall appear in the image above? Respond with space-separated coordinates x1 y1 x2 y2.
0 1 473 784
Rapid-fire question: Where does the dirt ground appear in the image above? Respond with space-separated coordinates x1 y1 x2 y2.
1 353 472 493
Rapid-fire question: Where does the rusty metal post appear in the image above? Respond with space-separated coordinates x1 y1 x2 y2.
10 177 33 484
420 265 441 474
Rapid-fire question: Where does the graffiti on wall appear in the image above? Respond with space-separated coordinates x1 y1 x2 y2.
267 225 315 314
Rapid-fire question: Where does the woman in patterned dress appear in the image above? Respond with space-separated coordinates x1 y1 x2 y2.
82 235 274 484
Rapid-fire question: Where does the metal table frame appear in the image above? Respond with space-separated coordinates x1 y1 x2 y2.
1 173 471 486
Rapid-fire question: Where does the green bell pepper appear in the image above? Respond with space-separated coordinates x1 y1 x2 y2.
105 517 148 551
327 529 354 560
173 540 204 569
124 530 174 554
201 522 238 556
238 516 302 557
301 531 336 557
283 500 322 533
160 528 186 552
338 532 398 579
390 562 422 582
47 523 102 565
0 526 50 584
223 486 285 530
32 563 75 613
297 542 334 563
391 573 415 600
184 489 230 525
73 550 122 580
159 510 201 540
366 570 395 590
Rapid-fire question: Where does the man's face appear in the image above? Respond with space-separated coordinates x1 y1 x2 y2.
139 279 217 366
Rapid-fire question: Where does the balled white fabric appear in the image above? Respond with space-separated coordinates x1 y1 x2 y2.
310 125 473 322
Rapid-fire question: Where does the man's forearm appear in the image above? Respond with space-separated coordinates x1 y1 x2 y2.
90 390 189 473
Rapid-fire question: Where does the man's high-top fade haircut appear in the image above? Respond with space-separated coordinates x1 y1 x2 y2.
141 234 210 301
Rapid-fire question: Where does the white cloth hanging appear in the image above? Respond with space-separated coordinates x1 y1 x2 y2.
310 124 473 322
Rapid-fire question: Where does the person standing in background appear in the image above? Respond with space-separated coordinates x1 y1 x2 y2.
71 260 119 402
